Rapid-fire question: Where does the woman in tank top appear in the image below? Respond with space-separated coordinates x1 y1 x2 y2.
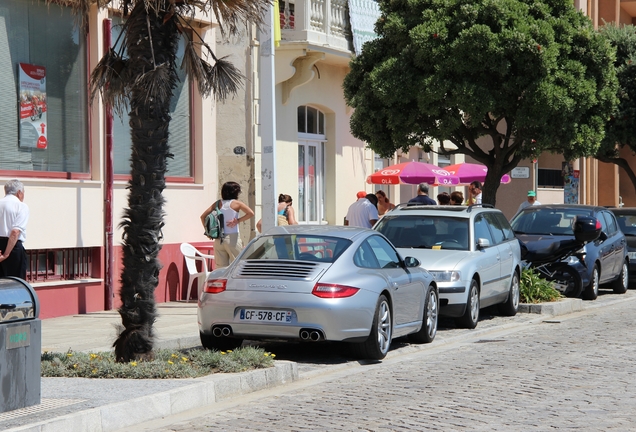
200 181 254 268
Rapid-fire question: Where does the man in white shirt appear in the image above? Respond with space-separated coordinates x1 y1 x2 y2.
517 190 541 214
345 193 379 228
468 181 482 205
0 179 29 279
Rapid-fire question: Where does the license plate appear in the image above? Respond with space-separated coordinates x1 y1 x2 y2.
239 309 292 322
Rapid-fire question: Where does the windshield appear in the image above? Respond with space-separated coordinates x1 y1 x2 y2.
240 235 352 263
375 215 469 251
615 214 636 236
510 208 593 235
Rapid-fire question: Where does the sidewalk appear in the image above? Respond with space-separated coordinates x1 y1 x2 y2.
41 302 201 353
2 294 634 431
1 302 299 432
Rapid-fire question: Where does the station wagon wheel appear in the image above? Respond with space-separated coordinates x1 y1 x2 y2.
408 285 438 344
611 260 628 294
498 271 519 317
456 279 479 329
582 264 599 300
352 294 392 360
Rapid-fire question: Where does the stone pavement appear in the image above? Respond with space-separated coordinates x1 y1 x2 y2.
143 292 636 432
1 292 633 432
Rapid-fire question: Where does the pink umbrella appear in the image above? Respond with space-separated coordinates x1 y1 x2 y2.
444 163 511 185
366 161 459 185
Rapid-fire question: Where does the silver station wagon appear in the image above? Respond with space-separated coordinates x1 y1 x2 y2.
375 204 521 329
197 225 438 360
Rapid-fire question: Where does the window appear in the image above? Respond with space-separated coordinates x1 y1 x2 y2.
298 106 325 223
538 168 564 188
354 241 380 268
240 234 351 263
111 17 191 178
484 212 514 244
602 212 618 236
26 248 96 282
474 215 494 246
366 236 401 269
0 0 88 174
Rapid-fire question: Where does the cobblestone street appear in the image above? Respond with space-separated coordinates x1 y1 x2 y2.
127 293 636 431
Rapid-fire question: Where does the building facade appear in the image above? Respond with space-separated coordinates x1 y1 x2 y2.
0 2 224 318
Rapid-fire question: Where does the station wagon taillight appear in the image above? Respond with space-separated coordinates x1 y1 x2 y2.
312 283 359 298
205 279 227 294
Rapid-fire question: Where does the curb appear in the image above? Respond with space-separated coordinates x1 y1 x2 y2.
518 298 583 316
7 361 298 432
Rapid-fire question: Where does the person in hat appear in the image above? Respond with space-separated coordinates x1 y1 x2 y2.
345 193 379 228
356 191 367 199
517 190 541 214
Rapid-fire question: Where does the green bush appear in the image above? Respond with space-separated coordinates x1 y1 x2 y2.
520 267 563 304
41 346 275 379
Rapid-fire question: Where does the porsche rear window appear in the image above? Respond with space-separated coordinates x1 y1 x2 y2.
241 235 351 263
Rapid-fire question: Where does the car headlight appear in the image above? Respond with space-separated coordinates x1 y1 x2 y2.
429 271 461 282
628 252 636 261
563 247 585 264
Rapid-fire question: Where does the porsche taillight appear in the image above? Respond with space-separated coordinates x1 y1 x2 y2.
312 283 359 298
205 279 227 294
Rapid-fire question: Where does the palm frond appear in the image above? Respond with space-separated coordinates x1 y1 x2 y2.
207 0 270 37
182 41 212 95
90 48 130 116
132 63 176 109
209 56 244 101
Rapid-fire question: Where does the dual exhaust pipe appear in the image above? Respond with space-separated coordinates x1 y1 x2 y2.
212 325 232 337
212 325 324 341
299 328 324 341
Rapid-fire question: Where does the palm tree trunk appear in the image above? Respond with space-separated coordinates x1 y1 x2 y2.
114 0 179 362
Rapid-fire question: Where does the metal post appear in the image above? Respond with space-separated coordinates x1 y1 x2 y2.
259 4 278 232
103 18 114 310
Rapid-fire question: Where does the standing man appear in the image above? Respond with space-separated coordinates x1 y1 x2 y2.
517 190 541 213
408 183 437 205
0 179 29 279
345 193 379 228
468 181 482 205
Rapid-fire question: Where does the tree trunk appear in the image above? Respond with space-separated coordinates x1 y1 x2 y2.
113 1 179 363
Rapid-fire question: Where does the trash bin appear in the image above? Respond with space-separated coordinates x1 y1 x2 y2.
0 277 41 413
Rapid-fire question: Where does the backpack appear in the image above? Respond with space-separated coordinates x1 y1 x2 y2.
204 200 225 240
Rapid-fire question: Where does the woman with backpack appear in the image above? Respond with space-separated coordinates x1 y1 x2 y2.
200 181 254 268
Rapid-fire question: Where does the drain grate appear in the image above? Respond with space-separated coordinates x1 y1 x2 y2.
475 339 506 343
0 398 85 422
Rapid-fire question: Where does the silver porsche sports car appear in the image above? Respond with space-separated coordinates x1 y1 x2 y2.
197 225 438 360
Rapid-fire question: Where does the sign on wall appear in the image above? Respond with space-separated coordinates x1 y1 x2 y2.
511 167 530 178
18 63 47 149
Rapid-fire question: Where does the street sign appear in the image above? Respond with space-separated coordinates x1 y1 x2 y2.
511 167 530 178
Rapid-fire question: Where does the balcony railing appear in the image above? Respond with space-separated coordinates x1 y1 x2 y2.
279 0 351 52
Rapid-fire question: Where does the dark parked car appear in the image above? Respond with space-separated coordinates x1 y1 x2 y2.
609 208 636 285
510 205 628 299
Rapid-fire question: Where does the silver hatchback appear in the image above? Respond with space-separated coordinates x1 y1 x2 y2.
375 204 521 329
197 225 438 360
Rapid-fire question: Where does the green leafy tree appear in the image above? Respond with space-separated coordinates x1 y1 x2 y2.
59 0 268 362
596 23 636 190
344 0 618 205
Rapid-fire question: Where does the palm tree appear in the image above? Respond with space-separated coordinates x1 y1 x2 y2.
80 0 268 362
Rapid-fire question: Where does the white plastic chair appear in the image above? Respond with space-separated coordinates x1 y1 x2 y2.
180 243 214 301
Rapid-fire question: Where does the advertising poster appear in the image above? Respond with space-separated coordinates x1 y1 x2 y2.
563 162 579 204
19 63 47 149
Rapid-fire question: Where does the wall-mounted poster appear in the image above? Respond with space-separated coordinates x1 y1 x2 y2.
563 161 579 204
19 63 47 149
